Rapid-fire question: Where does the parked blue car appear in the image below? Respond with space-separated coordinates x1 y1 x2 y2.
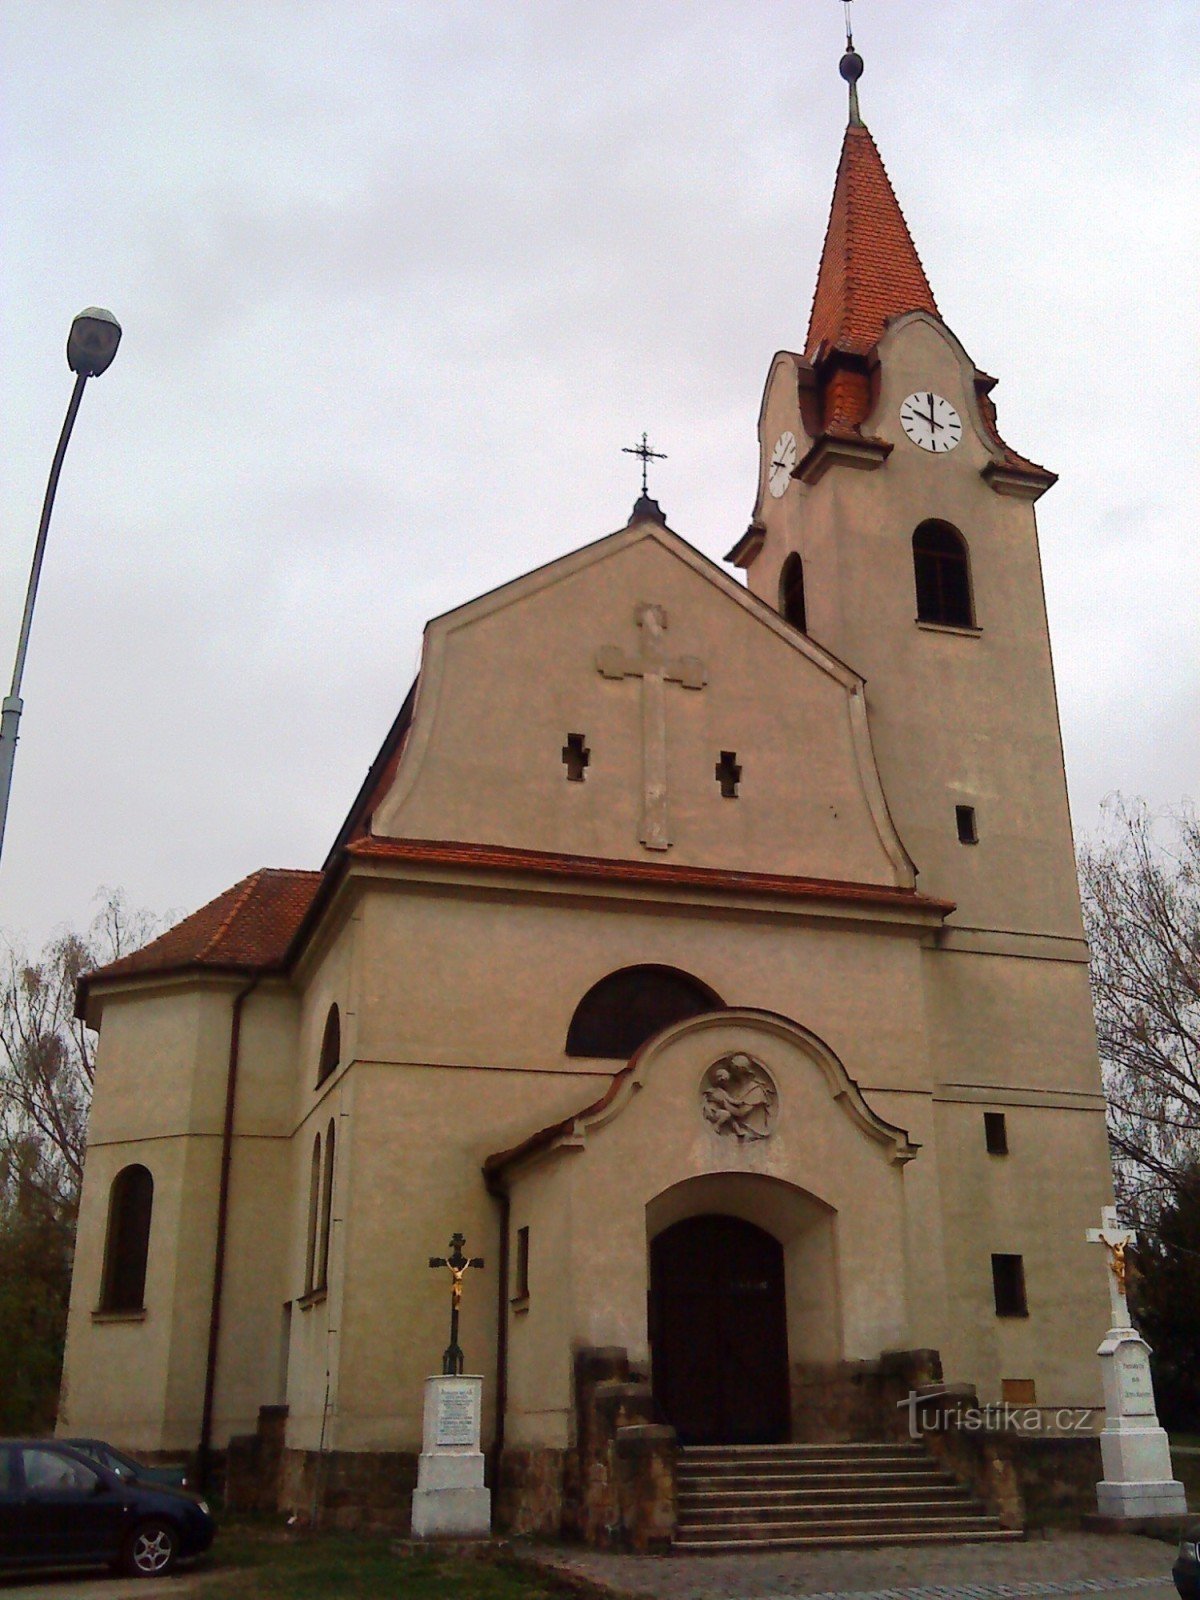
0 1440 215 1577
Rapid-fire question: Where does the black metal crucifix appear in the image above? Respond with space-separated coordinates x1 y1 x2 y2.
428 1232 484 1376
622 432 667 497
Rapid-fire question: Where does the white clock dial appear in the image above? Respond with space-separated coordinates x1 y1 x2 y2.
899 392 962 454
768 430 797 497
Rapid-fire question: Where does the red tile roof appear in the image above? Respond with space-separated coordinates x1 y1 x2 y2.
806 123 938 361
347 834 953 915
79 868 322 1000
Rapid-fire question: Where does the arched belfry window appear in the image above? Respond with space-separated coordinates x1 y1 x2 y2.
913 520 974 628
316 1004 340 1087
565 965 722 1060
99 1164 154 1312
779 553 807 633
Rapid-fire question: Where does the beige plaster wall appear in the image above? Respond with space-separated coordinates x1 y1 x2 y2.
931 1097 1113 1407
61 982 299 1451
373 528 906 887
747 315 1083 937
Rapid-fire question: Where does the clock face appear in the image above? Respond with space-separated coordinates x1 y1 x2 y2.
768 431 797 497
900 392 962 454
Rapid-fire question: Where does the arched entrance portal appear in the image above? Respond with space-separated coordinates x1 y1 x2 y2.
649 1214 790 1445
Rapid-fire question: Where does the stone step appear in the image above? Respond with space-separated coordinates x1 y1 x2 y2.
676 1512 1007 1541
678 1496 987 1528
673 1528 1024 1553
679 1487 976 1513
681 1442 925 1461
681 1472 966 1497
679 1467 956 1489
679 1454 939 1474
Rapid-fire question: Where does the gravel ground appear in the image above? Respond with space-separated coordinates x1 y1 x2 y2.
523 1532 1181 1600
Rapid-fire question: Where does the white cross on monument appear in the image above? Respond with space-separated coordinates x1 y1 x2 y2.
596 603 706 851
1086 1204 1136 1332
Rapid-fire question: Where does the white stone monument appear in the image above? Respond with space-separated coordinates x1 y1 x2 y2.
410 1374 492 1538
1086 1206 1188 1519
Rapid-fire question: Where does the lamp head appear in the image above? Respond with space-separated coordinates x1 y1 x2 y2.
67 308 121 377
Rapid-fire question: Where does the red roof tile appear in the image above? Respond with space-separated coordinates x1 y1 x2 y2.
806 123 938 360
79 868 322 996
347 835 953 915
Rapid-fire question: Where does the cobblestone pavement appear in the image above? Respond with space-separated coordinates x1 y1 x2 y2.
524 1532 1181 1600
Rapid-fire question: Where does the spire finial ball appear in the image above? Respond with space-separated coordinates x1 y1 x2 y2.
839 49 863 85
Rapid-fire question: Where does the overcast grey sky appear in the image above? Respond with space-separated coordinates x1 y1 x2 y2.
1 1 1196 951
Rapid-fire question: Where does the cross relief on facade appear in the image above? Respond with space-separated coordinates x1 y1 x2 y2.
596 603 706 851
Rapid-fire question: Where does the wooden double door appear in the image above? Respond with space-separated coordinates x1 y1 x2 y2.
649 1214 790 1445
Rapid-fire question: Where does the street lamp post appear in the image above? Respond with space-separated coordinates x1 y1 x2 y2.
0 308 121 865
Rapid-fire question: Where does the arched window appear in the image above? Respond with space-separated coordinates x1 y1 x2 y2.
316 1004 340 1087
304 1133 321 1295
913 520 974 627
565 966 722 1059
99 1165 154 1312
779 553 807 632
316 1119 335 1291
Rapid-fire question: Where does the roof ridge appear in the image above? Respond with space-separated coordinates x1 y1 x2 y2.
193 869 266 963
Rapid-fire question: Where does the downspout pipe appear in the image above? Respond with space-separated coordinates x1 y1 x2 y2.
483 1169 511 1503
197 975 260 1490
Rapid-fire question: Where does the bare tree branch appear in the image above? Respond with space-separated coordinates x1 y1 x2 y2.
1080 798 1200 1221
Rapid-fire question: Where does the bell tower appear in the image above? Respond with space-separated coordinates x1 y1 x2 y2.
728 29 1080 938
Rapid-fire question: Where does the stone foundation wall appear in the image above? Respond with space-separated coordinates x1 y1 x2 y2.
792 1348 944 1442
494 1447 569 1536
277 1447 420 1533
910 1385 1104 1528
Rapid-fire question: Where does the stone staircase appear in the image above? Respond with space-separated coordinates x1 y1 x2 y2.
674 1441 1023 1552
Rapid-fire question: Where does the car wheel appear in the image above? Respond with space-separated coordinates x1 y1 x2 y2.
124 1518 179 1577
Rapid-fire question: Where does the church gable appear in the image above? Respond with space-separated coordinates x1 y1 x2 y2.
370 519 912 888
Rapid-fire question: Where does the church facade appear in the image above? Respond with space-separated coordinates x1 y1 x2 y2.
61 59 1115 1536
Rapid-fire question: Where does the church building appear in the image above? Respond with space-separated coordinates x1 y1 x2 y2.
62 37 1116 1543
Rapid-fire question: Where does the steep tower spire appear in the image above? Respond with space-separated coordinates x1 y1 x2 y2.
805 21 939 362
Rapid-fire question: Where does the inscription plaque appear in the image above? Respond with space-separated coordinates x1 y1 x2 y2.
435 1381 477 1447
1115 1344 1155 1416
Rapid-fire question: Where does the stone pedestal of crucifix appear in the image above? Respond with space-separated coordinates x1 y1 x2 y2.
410 1234 491 1538
1086 1205 1187 1519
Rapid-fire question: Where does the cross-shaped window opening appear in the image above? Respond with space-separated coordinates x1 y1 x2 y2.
716 751 741 798
562 733 590 782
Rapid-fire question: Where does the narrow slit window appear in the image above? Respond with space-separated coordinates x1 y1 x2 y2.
715 751 741 798
562 733 590 782
515 1225 530 1300
317 1004 340 1086
991 1253 1028 1317
304 1133 321 1295
984 1112 1009 1155
956 804 978 844
316 1120 335 1291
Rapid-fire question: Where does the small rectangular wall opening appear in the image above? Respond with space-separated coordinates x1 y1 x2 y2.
984 1112 1009 1155
956 804 978 844
1002 1377 1037 1405
991 1253 1028 1317
715 751 741 798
